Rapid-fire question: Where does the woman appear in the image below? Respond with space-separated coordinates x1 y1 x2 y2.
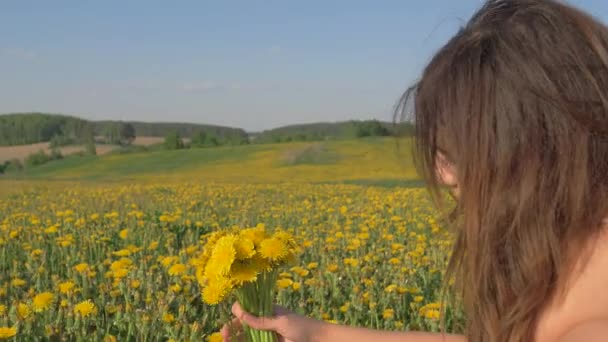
223 0 608 341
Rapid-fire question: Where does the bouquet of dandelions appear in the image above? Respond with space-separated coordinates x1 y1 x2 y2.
194 224 297 342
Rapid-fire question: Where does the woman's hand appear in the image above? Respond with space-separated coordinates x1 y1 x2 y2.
221 302 324 342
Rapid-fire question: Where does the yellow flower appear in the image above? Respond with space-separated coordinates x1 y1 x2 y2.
17 303 30 320
234 237 255 260
327 264 339 272
0 305 5 316
168 263 187 276
382 309 394 320
74 300 97 317
204 235 237 279
0 326 17 339
343 258 358 267
148 240 159 250
292 282 302 291
32 292 54 312
230 262 258 284
11 278 26 288
239 226 266 246
119 229 128 240
424 309 440 320
112 249 131 257
388 257 401 265
307 262 318 269
162 313 175 323
73 263 89 274
130 280 141 289
207 332 223 342
44 225 58 234
202 276 233 305
104 335 118 342
384 284 398 293
414 296 424 303
259 238 287 262
56 281 75 295
277 278 293 289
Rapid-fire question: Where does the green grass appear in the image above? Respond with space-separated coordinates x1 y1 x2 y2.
19 144 272 180
2 138 420 184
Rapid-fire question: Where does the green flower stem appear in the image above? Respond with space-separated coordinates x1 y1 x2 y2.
234 270 279 342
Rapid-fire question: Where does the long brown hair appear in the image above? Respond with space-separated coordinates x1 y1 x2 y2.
396 1 608 341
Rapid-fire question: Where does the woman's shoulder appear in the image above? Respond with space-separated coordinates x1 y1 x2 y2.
535 219 608 341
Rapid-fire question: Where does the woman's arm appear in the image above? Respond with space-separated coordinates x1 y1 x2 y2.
316 323 465 342
225 302 466 342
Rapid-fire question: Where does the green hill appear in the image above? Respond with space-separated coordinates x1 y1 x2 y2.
251 120 414 143
8 137 419 184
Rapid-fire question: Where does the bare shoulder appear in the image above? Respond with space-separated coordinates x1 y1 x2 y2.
558 319 608 341
536 223 608 341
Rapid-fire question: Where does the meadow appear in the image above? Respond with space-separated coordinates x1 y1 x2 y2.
0 138 463 341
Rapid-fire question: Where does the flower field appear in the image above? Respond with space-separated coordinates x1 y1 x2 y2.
0 181 464 341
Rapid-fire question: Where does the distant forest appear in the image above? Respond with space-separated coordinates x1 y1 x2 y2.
0 113 249 147
0 113 415 147
251 120 414 143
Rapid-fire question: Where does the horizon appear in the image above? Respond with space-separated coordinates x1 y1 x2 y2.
2 0 607 131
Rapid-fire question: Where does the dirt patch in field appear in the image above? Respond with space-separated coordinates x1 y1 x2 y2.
0 136 188 163
0 143 116 163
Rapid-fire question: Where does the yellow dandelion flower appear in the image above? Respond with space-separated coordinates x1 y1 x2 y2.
230 262 258 284
74 300 97 317
237 228 264 248
204 235 237 278
11 278 26 288
258 238 287 262
58 281 75 294
326 264 339 273
307 262 318 269
32 292 54 312
17 303 30 320
73 263 89 274
383 309 394 320
0 305 5 316
119 229 128 240
277 278 293 289
384 284 398 293
130 280 141 289
207 332 223 342
168 263 187 276
112 268 129 279
169 284 182 293
234 237 255 260
148 240 159 250
104 335 117 342
0 326 17 339
162 313 175 323
202 276 233 305
111 249 131 257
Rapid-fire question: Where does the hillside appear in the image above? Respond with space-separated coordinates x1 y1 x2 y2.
0 113 248 146
6 137 419 184
251 120 415 143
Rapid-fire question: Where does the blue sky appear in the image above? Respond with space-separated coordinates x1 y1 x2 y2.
1 1 607 131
